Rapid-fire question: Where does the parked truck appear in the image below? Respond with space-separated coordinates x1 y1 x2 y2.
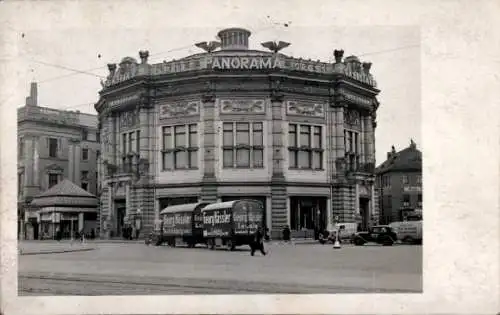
158 202 209 247
201 199 264 251
389 219 423 244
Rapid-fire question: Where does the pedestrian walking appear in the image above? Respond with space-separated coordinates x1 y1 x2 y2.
250 226 267 256
282 225 291 244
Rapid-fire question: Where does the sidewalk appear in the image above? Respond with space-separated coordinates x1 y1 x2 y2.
19 241 97 255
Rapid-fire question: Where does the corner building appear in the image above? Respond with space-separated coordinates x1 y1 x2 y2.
95 28 381 239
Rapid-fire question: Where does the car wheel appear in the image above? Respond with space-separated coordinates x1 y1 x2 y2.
226 240 235 251
403 236 414 244
382 237 393 246
207 239 215 250
354 238 364 246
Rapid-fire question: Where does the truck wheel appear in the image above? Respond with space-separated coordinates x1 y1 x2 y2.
354 238 364 246
382 237 393 246
403 236 414 244
226 240 235 251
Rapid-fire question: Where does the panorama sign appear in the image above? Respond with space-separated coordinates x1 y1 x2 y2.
207 56 284 70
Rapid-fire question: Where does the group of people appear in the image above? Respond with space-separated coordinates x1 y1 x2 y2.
53 228 96 242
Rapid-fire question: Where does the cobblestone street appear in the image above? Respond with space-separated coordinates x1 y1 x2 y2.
18 241 422 295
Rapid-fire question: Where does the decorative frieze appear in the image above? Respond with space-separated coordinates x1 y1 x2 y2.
219 99 266 114
119 109 140 129
159 101 200 119
344 109 361 127
108 94 141 107
286 101 325 118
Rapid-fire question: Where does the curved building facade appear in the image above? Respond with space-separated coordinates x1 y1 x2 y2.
95 27 381 239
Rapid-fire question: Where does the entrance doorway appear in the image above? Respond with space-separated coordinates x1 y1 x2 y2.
359 197 370 230
115 200 126 237
290 196 327 237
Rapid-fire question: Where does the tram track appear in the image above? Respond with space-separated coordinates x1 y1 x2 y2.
18 272 420 295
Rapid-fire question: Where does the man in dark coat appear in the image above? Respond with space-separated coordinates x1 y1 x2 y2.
250 227 267 256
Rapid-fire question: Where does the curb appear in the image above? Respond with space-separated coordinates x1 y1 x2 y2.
20 248 96 256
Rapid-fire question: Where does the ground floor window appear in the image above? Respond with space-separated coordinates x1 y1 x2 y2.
289 196 327 232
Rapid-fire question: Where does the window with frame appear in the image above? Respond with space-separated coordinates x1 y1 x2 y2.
136 130 140 153
162 124 198 170
416 175 422 185
129 131 135 154
82 148 89 161
222 122 263 168
48 173 59 188
402 194 410 207
48 138 58 158
402 174 410 185
288 123 323 170
82 129 88 141
417 194 422 208
122 133 127 154
18 173 23 197
344 129 360 171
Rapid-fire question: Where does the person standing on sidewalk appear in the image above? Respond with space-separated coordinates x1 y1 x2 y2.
250 226 267 256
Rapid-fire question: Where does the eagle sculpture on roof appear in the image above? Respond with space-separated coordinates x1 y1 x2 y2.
195 41 221 53
261 41 291 53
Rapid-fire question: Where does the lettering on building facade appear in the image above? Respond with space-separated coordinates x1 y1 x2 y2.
108 94 141 107
207 56 283 70
219 99 266 114
159 101 200 119
286 101 325 118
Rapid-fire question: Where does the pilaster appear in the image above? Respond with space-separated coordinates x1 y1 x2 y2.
200 85 218 203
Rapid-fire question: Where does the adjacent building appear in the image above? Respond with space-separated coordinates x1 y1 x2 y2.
375 140 422 224
95 27 381 239
17 82 100 239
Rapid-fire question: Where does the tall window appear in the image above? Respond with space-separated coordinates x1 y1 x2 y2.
344 129 359 171
382 175 391 188
222 122 263 168
416 175 422 185
162 124 198 170
18 138 24 159
122 133 127 154
417 194 422 208
288 123 323 169
48 174 59 188
136 130 141 153
48 138 58 158
129 131 135 153
82 129 88 141
82 148 89 161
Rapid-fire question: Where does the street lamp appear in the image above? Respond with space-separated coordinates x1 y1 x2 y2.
135 208 142 239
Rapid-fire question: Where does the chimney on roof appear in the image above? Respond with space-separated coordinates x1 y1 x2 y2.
25 82 38 107
410 139 417 149
387 145 396 159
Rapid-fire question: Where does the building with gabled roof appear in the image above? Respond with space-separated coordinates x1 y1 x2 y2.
18 83 100 240
30 179 98 239
375 140 422 224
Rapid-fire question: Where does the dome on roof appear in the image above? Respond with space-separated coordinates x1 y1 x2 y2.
344 55 360 63
30 179 98 208
120 57 138 64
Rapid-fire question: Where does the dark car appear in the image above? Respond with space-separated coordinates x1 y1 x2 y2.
353 225 397 246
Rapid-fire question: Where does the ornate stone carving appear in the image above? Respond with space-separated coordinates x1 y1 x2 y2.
334 49 344 63
119 109 140 129
159 101 200 119
338 88 373 107
219 99 265 114
270 79 283 102
286 101 325 118
344 109 361 126
108 94 141 107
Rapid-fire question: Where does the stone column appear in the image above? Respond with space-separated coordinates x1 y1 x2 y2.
326 197 333 231
74 143 81 185
107 183 113 239
355 184 360 216
270 88 287 238
200 86 218 203
364 115 375 164
360 118 366 164
125 182 131 217
78 212 84 232
68 141 75 182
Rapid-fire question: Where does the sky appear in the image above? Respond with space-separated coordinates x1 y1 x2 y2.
7 14 420 166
